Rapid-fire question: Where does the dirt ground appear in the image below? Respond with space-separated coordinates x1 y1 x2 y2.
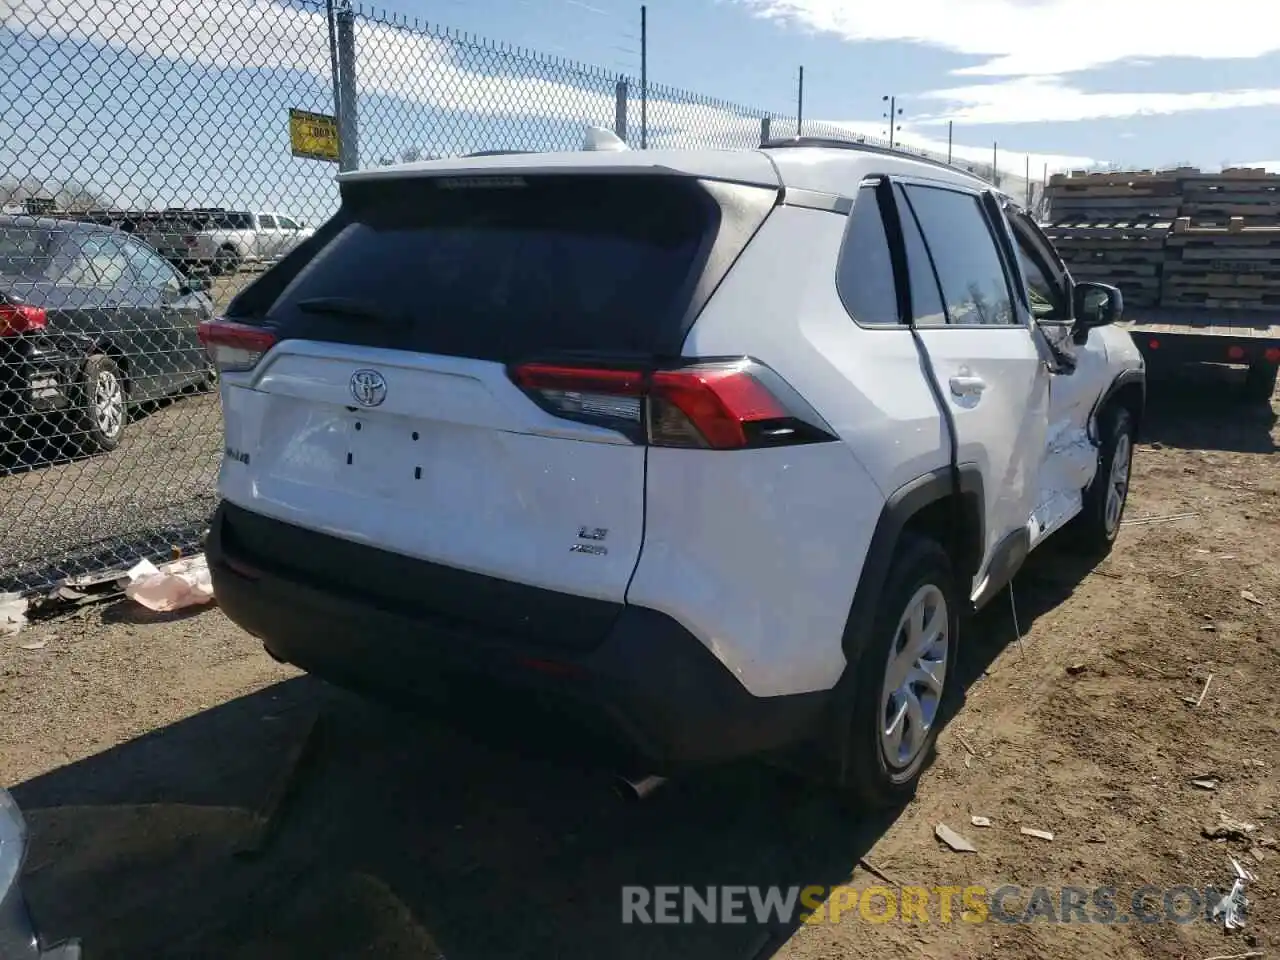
1 370 1277 960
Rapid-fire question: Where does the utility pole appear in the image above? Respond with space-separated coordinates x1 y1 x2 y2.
947 120 953 163
882 95 903 149
640 5 647 149
334 0 358 171
992 141 998 187
797 66 804 137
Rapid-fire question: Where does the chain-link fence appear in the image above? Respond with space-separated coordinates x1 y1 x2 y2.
0 0 1048 592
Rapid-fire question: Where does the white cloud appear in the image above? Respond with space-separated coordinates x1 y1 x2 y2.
2 0 775 157
734 0 1280 76
916 75 1280 125
808 120 1095 177
4 0 1089 191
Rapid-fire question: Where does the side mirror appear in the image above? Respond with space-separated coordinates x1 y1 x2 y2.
1072 281 1123 344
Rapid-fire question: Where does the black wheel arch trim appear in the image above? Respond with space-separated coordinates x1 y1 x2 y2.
1091 367 1145 441
820 464 983 786
839 464 984 665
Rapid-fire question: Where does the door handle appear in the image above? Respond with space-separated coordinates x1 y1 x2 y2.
949 375 987 397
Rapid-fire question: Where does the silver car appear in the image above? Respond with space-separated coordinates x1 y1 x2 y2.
0 788 81 959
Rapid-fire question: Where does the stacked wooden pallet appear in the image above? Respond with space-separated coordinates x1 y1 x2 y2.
1044 167 1280 311
1044 169 1187 222
1161 169 1280 310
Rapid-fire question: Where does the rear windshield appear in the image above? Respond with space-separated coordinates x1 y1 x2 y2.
264 174 722 362
0 227 54 280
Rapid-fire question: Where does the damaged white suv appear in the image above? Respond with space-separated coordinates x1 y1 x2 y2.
200 135 1144 806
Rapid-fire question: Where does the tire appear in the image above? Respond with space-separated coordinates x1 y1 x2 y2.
213 245 240 277
838 533 958 809
1243 362 1278 404
1068 405 1134 555
74 354 128 454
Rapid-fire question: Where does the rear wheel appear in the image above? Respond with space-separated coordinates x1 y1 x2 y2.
1244 362 1278 404
74 354 127 454
1068 405 1134 555
838 534 956 809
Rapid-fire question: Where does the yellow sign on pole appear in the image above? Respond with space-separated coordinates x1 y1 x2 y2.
288 108 339 163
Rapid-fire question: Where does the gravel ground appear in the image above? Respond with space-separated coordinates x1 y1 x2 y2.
1 374 1276 960
0 274 251 591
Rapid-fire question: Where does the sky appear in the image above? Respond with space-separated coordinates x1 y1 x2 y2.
3 0 1279 224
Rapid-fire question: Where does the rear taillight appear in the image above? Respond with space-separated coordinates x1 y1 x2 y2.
0 303 47 337
197 318 277 373
511 358 837 450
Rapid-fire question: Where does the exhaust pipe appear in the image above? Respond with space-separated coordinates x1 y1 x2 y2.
613 774 668 802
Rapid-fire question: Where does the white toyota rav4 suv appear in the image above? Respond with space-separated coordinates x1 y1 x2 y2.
199 136 1144 806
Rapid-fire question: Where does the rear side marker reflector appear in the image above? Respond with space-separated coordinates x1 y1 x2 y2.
511 358 837 450
197 318 278 373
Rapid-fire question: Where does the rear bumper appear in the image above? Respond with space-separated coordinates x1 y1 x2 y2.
206 502 829 771
0 338 75 419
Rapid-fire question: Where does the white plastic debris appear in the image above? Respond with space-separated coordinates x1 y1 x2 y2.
1021 827 1055 841
1210 858 1255 930
935 823 977 853
970 816 993 828
0 592 27 636
125 555 214 612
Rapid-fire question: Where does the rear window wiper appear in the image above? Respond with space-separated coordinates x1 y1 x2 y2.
295 296 403 324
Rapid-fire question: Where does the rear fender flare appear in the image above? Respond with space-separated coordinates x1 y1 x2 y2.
838 465 984 663
823 465 984 776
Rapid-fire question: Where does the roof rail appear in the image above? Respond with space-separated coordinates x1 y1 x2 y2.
760 136 992 184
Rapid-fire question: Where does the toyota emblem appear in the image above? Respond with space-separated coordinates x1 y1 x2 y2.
349 369 388 407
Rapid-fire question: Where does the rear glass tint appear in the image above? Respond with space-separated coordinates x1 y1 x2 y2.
265 174 722 362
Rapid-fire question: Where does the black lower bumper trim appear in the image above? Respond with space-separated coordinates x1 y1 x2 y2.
207 502 829 770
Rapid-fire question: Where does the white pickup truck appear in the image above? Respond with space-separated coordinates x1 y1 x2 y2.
188 210 315 275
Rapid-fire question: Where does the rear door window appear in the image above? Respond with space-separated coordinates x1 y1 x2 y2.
77 235 133 288
120 237 182 294
893 184 948 327
264 174 724 363
900 184 1017 326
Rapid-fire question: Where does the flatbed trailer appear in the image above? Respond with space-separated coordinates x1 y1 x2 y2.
1119 306 1280 400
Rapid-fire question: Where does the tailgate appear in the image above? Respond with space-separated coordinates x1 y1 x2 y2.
211 170 779 647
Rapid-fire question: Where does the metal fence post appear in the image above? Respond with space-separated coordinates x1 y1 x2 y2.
760 116 771 145
336 1 359 171
615 79 628 143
